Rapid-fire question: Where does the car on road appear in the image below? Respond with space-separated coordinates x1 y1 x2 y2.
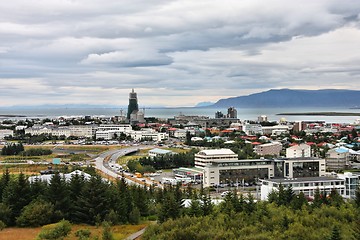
221 191 231 197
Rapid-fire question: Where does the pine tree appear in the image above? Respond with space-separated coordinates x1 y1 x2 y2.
0 168 10 200
75 175 110 225
46 172 70 221
68 172 86 223
2 172 31 225
312 188 322 209
354 187 360 208
329 226 341 240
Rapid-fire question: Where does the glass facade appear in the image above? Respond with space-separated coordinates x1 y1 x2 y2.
292 161 319 178
274 161 284 178
219 168 268 184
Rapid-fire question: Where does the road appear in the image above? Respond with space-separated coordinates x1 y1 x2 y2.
93 145 162 188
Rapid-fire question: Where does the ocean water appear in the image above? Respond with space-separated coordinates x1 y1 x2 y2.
1 107 360 123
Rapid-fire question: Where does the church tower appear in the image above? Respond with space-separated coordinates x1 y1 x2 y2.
127 89 139 120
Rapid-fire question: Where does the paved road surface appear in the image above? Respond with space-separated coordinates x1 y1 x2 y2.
93 145 162 188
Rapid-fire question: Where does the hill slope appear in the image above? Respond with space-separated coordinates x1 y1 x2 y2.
211 89 360 108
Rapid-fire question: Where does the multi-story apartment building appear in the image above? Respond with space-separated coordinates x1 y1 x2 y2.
69 125 98 138
254 142 282 156
325 147 351 171
25 125 71 137
0 129 13 139
286 143 311 158
95 124 132 140
130 129 168 142
262 125 289 136
243 123 263 135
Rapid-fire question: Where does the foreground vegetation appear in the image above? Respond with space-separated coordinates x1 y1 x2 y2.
1 167 360 239
144 188 360 240
0 220 148 240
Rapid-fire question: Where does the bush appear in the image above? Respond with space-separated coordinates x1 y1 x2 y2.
102 222 114 240
0 220 5 231
16 199 54 227
37 220 71 240
75 229 91 240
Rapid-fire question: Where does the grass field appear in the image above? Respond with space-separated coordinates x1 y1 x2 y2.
116 148 151 165
0 223 148 240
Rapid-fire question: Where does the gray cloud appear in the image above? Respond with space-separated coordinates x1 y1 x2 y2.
0 0 360 107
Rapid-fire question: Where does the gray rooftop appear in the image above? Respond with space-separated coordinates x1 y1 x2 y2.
263 177 343 183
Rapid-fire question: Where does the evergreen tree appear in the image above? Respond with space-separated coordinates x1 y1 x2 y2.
46 172 70 221
74 175 110 225
68 172 86 223
354 187 360 208
29 177 48 200
0 168 10 200
329 188 344 208
329 226 341 240
245 193 255 214
200 191 213 216
2 172 31 225
290 192 308 210
312 188 322 209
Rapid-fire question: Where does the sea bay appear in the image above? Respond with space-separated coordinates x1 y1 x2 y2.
0 107 360 123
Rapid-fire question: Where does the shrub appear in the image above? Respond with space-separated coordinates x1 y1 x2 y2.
37 220 71 240
102 221 114 240
16 199 54 227
75 229 91 240
0 220 5 231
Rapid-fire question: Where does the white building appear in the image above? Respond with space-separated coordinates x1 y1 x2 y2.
95 124 132 140
243 124 263 135
258 115 268 122
337 172 360 199
69 125 98 138
0 129 13 139
28 170 91 184
195 149 274 187
174 129 196 139
262 125 289 136
25 126 71 137
148 148 174 158
130 129 168 142
286 144 311 158
261 177 345 200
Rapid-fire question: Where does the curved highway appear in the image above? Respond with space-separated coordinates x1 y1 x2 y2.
94 145 161 188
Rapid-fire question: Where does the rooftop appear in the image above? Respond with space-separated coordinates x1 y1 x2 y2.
262 177 342 183
197 149 236 156
149 148 173 154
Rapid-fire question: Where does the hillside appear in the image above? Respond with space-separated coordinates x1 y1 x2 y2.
211 89 360 108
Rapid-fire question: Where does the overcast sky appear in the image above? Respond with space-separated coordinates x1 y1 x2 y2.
1 0 360 107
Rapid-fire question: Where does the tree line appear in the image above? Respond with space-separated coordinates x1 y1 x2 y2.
1 143 52 156
128 149 197 172
144 186 360 240
2 168 360 239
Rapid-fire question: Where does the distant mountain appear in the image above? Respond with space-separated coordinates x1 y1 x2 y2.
211 89 360 108
195 101 214 107
0 104 123 109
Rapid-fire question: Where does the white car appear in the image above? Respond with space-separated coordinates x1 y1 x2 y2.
221 191 231 197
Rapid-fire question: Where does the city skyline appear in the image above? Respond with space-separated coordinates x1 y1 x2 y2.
1 0 360 107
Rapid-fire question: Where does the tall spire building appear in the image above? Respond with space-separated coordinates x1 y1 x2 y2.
127 89 139 120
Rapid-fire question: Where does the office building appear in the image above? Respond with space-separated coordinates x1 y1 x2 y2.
127 89 139 120
261 177 345 200
227 107 237 118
